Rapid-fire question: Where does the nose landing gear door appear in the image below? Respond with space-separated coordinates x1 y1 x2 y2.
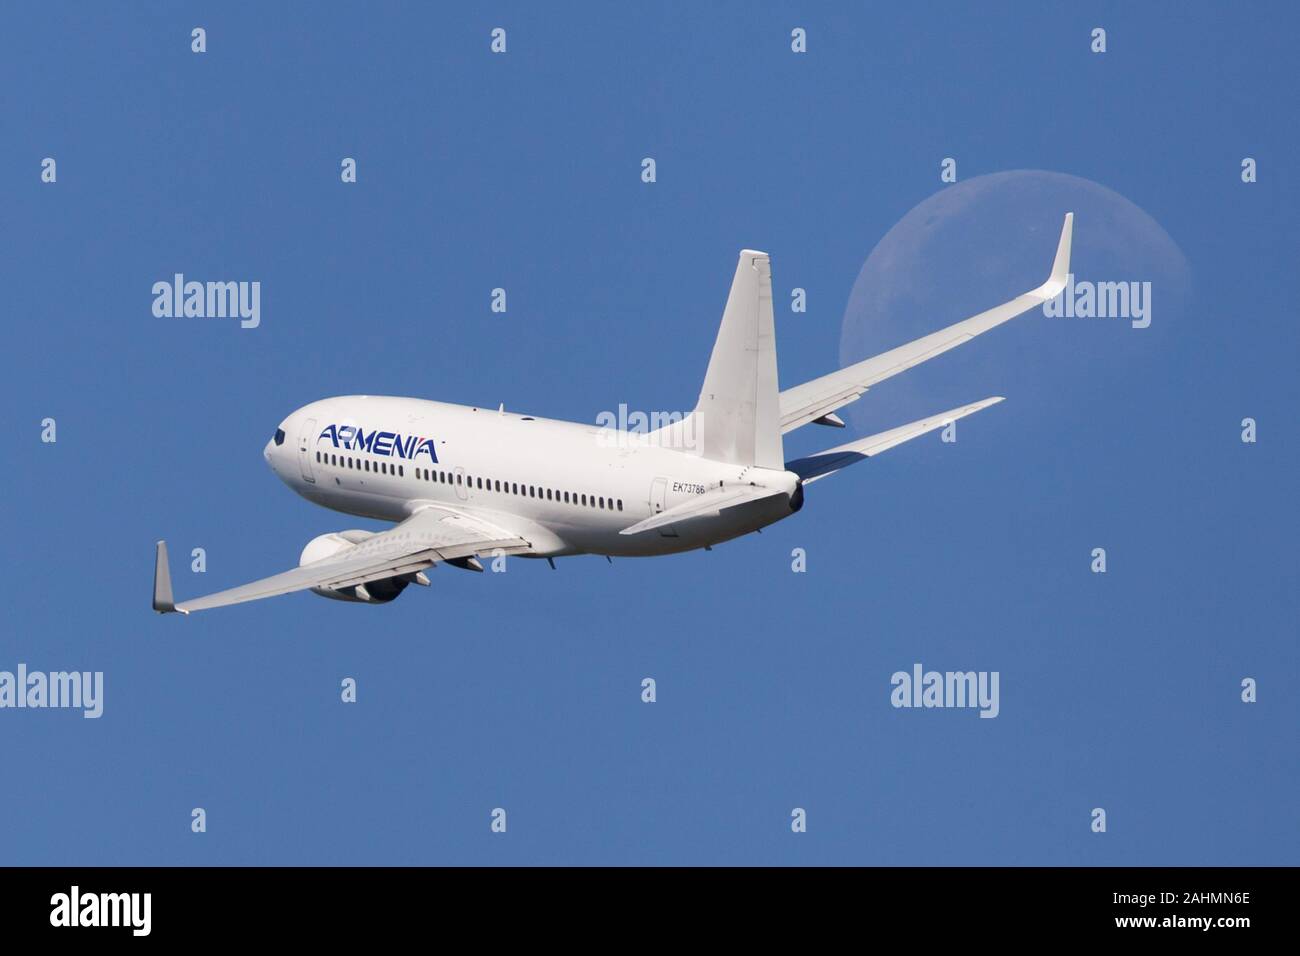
298 418 317 483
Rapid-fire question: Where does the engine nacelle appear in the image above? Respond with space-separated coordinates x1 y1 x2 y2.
299 530 413 604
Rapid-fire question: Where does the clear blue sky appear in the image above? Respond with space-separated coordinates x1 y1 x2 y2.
1 2 1295 865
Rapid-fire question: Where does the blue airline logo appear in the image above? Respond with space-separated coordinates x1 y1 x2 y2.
318 424 439 463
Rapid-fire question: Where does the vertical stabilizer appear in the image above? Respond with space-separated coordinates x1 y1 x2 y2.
682 250 784 468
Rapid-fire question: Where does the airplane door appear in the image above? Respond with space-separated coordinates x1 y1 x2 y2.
454 465 468 500
650 477 667 514
298 418 316 483
649 477 677 537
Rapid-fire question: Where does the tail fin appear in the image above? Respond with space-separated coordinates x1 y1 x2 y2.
673 250 784 468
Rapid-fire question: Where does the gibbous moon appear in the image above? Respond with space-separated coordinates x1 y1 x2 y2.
838 170 1192 429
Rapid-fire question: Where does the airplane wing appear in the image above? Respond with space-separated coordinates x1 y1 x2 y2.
153 506 530 614
785 396 1004 484
619 484 784 536
779 213 1072 434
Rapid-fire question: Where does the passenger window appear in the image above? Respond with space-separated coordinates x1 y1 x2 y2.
495 480 501 492
581 494 587 506
399 466 404 477
617 499 623 511
477 477 483 489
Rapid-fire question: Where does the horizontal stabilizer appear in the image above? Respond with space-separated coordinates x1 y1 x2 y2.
785 396 1004 484
619 484 784 536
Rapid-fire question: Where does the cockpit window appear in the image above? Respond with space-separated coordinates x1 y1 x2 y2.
274 428 286 446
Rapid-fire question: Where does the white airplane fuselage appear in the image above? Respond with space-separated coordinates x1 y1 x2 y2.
262 395 804 559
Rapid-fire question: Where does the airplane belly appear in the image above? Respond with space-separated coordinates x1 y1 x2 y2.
302 483 410 523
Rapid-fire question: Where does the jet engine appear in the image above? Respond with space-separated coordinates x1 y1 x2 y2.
299 530 429 604
788 479 805 513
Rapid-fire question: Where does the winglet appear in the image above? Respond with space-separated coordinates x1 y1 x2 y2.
152 540 182 614
1034 212 1073 301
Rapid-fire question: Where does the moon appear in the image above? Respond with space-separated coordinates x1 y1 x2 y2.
837 170 1192 430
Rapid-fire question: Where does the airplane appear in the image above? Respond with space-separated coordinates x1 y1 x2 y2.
153 213 1072 614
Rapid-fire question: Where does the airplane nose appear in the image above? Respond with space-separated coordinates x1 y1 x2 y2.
263 439 274 464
